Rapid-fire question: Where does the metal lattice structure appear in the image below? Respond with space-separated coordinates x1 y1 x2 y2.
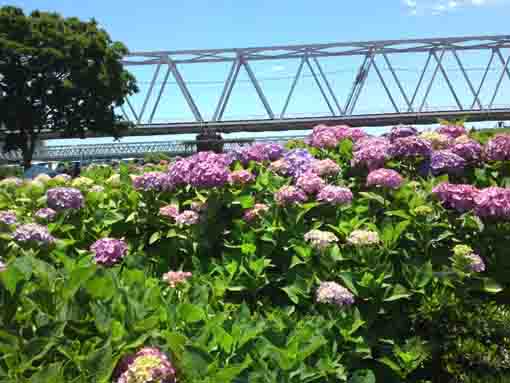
0 136 302 163
113 34 510 136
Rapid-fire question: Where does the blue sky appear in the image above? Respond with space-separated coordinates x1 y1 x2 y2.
2 0 510 144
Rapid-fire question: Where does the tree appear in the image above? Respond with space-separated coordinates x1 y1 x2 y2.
0 6 138 168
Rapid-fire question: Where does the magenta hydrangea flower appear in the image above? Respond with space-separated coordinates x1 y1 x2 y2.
308 124 365 149
429 150 466 175
283 149 315 178
485 134 510 161
229 170 255 185
309 128 339 148
175 210 199 225
334 125 366 142
474 187 510 219
159 204 179 219
235 142 284 163
35 208 57 222
167 157 194 185
132 172 173 192
366 168 404 189
389 136 432 159
317 185 353 205
188 161 230 188
316 281 355 307
13 224 55 245
275 185 307 206
432 183 479 213
90 238 128 266
46 187 84 210
388 125 418 142
114 347 176 383
451 139 482 163
437 124 467 138
296 171 326 194
311 159 340 177
162 270 192 288
0 210 17 225
243 203 270 222
352 137 391 170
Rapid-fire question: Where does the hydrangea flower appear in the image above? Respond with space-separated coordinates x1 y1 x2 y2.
90 238 128 266
229 170 255 185
366 168 403 189
275 186 307 206
309 127 339 148
389 136 432 159
90 185 105 193
0 177 23 187
296 171 325 194
162 271 192 288
269 159 291 176
452 245 485 273
175 210 200 225
13 224 55 245
132 172 173 192
234 143 284 163
34 174 51 184
474 187 510 220
283 149 315 178
317 185 353 205
189 161 230 188
347 229 380 246
437 124 467 138
432 183 479 213
485 134 510 161
243 203 270 222
53 174 71 183
35 208 57 222
159 204 179 219
310 159 340 177
352 137 390 170
451 139 482 163
190 201 207 213
46 187 84 210
71 176 94 188
167 158 194 185
419 131 452 150
304 229 338 250
388 125 418 142
429 150 466 175
114 347 176 383
0 210 17 225
316 281 355 307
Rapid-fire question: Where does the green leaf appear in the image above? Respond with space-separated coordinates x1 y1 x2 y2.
210 356 252 383
481 278 503 294
349 369 375 383
29 362 64 382
359 192 386 205
296 202 319 223
149 231 161 245
82 342 114 382
179 303 205 323
339 272 358 296
86 274 115 300
384 284 412 302
0 266 23 295
237 195 255 209
63 266 96 300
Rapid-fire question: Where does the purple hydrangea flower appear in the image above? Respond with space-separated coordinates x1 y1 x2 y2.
485 134 510 161
13 224 55 245
366 168 404 189
235 143 284 163
389 136 432 159
452 245 485 273
175 210 200 225
114 347 177 383
437 124 467 138
168 152 231 189
432 183 479 212
310 159 341 177
451 139 482 163
0 210 17 225
283 149 315 178
334 125 366 142
296 171 326 194
316 281 355 307
189 162 230 188
317 185 353 205
474 187 510 220
388 125 418 142
429 150 466 175
352 137 391 170
35 208 57 222
132 172 173 192
167 158 194 185
243 203 270 222
90 238 128 266
466 252 486 273
275 185 307 206
46 187 84 210
159 204 179 219
229 170 255 185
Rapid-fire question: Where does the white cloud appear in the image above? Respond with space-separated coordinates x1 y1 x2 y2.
271 65 285 72
402 0 503 14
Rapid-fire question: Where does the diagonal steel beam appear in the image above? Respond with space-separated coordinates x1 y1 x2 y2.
370 54 400 113
304 56 336 116
214 58 242 121
312 57 344 115
281 57 305 118
213 59 241 121
432 50 463 110
170 62 204 122
410 53 432 111
138 63 162 123
471 50 495 109
489 49 510 108
420 50 445 112
344 54 371 115
451 49 482 109
383 53 411 110
125 97 140 123
242 59 275 119
149 64 172 124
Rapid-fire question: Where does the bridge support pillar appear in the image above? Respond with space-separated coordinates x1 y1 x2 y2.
196 130 224 154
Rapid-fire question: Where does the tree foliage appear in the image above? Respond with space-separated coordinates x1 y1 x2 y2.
0 6 138 167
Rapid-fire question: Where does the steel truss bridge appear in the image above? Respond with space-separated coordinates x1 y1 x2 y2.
0 136 302 163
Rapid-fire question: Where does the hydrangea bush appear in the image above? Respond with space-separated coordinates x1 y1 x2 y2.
0 123 509 382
